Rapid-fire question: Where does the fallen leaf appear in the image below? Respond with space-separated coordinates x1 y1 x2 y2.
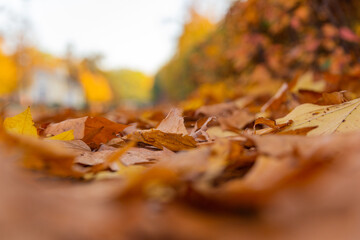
47 139 91 153
129 129 197 152
120 147 174 166
261 83 289 112
156 108 188 135
128 110 197 151
195 102 236 117
297 89 323 104
276 97 360 135
190 117 215 141
254 117 293 135
44 116 128 149
218 110 255 131
2 131 79 177
197 139 230 185
74 144 168 169
317 91 351 105
292 71 326 93
106 137 127 148
3 107 38 137
83 117 128 149
206 126 238 139
74 142 136 175
48 130 75 141
44 117 87 139
278 126 318 135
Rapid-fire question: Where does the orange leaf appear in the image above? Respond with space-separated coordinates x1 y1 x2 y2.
83 117 128 149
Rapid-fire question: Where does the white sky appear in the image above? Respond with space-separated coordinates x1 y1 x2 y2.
0 0 230 74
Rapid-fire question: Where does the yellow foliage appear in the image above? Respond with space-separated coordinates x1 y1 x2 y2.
0 50 18 95
79 69 113 103
155 10 216 100
178 10 216 54
181 82 235 111
107 69 153 103
197 82 235 103
181 98 204 112
3 107 38 137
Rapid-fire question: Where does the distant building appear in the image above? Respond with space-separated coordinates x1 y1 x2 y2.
22 65 86 108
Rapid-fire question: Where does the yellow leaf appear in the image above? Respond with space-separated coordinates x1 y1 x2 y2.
276 98 360 136
48 130 75 141
3 107 38 137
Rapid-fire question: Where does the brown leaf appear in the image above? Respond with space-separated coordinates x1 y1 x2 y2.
120 147 174 166
129 129 197 152
156 108 188 135
317 91 351 105
298 90 352 105
46 139 91 152
89 142 136 174
218 110 255 131
44 116 128 149
278 126 318 135
44 117 87 139
195 102 236 117
253 117 293 135
74 150 112 167
83 117 128 149
190 117 215 142
261 83 289 112
297 89 323 104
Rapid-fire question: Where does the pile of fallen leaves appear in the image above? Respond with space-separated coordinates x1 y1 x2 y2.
4 1 360 239
3 71 360 239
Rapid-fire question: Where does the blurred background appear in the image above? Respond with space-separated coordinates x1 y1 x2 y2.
0 0 234 111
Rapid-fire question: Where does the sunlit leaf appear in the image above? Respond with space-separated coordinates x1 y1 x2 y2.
3 107 38 137
277 98 360 135
48 130 75 141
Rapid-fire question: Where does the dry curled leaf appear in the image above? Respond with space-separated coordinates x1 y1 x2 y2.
129 129 197 152
317 91 351 105
253 117 293 135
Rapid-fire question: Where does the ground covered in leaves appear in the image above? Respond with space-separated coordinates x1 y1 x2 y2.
4 0 360 239
3 74 360 240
